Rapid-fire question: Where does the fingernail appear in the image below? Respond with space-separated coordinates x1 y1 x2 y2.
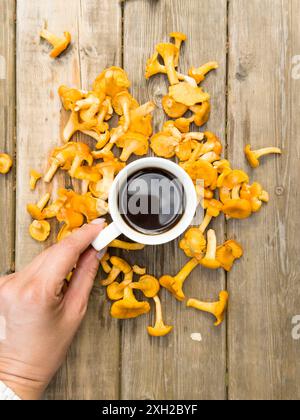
91 218 106 226
97 247 108 260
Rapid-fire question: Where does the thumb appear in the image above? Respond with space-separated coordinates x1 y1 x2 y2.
64 247 100 313
26 219 105 301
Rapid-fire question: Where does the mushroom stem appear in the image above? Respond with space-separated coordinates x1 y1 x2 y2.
44 161 59 183
187 291 229 326
153 295 163 326
120 141 138 162
133 101 156 118
200 152 220 163
109 240 145 251
101 266 121 286
92 142 114 160
204 229 217 260
123 271 134 286
40 29 60 46
147 295 173 337
254 147 282 159
69 155 83 177
81 180 89 195
100 253 112 274
231 184 241 200
199 212 213 233
175 258 199 284
121 100 131 132
37 193 51 211
133 265 147 275
189 143 203 162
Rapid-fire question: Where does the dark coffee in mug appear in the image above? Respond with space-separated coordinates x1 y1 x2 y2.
118 168 186 235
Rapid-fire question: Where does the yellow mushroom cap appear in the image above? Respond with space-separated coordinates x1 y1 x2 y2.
150 132 179 158
29 220 51 242
190 102 211 127
111 287 150 319
147 296 173 337
216 240 243 272
187 291 229 327
221 169 249 189
0 153 13 174
222 199 252 219
182 160 218 189
169 82 210 107
162 95 188 119
40 30 71 58
180 228 207 260
130 275 160 298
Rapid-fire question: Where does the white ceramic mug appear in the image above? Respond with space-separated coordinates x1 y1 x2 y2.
92 157 197 251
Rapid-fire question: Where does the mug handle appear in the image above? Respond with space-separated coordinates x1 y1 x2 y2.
92 222 122 251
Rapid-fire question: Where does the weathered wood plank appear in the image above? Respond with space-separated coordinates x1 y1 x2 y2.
227 0 300 400
122 0 227 400
16 0 122 400
0 0 15 276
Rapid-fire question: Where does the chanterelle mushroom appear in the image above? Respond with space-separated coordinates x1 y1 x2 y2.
169 82 210 107
29 220 51 242
216 240 243 272
130 275 160 298
93 67 130 98
200 229 221 270
40 29 71 58
169 32 187 67
27 193 51 220
112 91 139 132
89 159 125 200
188 62 219 84
0 153 13 174
147 295 173 337
180 228 207 260
150 131 180 158
120 101 155 137
187 291 229 326
159 258 199 301
245 144 282 168
29 170 42 191
116 132 149 162
110 287 151 319
44 142 93 182
181 160 218 190
107 271 133 301
240 182 269 212
156 43 179 85
222 184 252 220
101 256 132 286
109 240 145 251
58 85 86 111
162 95 188 119
190 102 211 127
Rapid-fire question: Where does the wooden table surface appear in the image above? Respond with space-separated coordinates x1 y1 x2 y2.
1 0 300 400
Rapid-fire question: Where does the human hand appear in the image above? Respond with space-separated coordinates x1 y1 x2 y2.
0 220 105 400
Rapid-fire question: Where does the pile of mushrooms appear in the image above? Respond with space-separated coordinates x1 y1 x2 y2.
20 31 284 336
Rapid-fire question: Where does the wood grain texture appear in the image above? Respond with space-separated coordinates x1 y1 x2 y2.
16 0 122 400
121 0 227 400
0 0 15 276
227 0 300 400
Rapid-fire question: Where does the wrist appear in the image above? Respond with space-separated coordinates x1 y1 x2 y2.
0 372 45 400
